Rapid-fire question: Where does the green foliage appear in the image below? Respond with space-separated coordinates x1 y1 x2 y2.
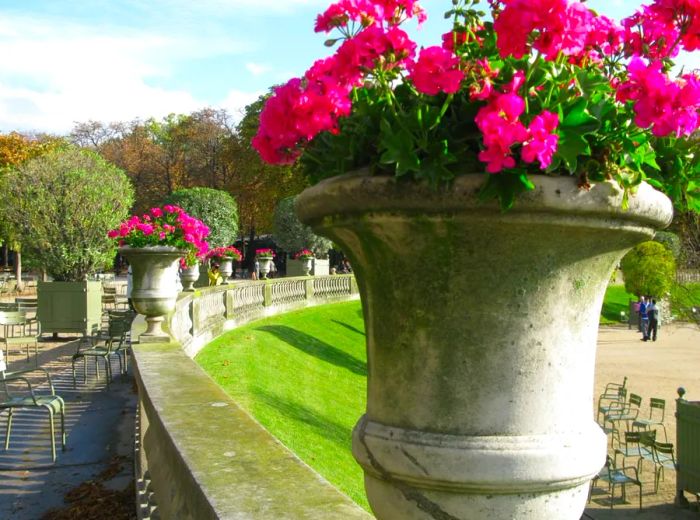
0 147 134 281
196 301 369 510
620 241 676 298
273 196 332 257
162 187 238 248
653 230 682 259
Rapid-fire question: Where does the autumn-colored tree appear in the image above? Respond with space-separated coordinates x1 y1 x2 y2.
0 132 66 285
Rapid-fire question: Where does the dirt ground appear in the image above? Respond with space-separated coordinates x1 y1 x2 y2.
586 323 700 519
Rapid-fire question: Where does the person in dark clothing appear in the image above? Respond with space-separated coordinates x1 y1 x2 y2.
646 299 659 341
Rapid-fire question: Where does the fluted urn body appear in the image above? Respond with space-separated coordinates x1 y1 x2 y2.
296 172 673 519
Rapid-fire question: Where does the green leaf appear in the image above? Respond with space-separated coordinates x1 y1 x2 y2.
555 128 591 173
562 98 600 135
378 119 420 176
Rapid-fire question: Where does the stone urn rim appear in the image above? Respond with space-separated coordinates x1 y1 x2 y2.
296 171 673 230
118 245 187 256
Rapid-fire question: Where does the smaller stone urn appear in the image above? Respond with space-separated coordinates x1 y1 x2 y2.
219 257 234 283
301 257 313 276
180 261 200 292
258 257 273 279
119 246 184 343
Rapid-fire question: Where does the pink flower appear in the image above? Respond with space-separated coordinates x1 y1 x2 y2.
475 93 528 173
150 207 163 218
409 46 464 95
521 111 560 168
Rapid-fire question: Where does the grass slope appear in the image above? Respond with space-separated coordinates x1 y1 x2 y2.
600 285 636 325
195 301 369 510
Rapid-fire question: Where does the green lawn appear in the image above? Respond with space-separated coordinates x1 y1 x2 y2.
195 301 370 510
600 284 635 325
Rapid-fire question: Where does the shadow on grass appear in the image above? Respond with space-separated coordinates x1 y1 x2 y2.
330 319 365 337
252 386 354 450
255 325 367 376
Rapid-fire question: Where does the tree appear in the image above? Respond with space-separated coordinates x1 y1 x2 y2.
0 132 66 285
273 196 332 257
162 187 239 248
620 241 676 298
0 147 134 281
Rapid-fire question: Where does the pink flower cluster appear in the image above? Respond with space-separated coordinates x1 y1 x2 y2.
253 2 419 164
207 246 242 261
617 58 700 137
315 0 426 32
256 248 276 258
108 205 210 259
254 0 700 180
294 249 315 259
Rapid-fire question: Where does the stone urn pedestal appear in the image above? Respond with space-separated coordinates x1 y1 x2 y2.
180 261 200 292
119 246 184 343
218 257 234 283
258 257 273 279
296 173 673 520
301 257 314 276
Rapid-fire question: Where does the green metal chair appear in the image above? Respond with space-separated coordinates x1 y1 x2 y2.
71 310 132 386
613 429 656 474
0 310 42 366
604 393 642 437
597 377 628 424
0 350 66 462
652 441 677 493
632 397 668 442
589 455 642 509
14 297 38 316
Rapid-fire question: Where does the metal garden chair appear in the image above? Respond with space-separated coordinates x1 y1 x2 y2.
632 397 668 442
597 377 628 424
0 310 42 366
604 393 642 437
652 441 676 493
589 455 642 510
0 349 66 462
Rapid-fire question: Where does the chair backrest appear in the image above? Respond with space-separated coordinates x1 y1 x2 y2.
639 429 657 448
0 302 18 311
629 393 643 408
0 310 27 326
649 398 666 421
653 441 675 463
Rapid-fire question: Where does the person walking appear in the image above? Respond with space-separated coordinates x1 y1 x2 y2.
646 299 659 341
638 296 649 339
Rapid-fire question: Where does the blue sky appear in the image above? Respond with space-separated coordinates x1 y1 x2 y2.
0 0 695 135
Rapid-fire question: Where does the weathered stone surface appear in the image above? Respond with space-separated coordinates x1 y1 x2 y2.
296 173 673 519
134 339 372 519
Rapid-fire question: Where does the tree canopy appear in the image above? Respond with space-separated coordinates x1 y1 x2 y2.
273 196 332 258
162 187 239 248
620 241 676 298
0 147 134 281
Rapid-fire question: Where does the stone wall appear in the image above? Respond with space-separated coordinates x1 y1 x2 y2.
131 275 369 519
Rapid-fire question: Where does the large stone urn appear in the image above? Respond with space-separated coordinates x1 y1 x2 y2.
179 261 200 292
119 246 184 343
218 257 234 283
296 172 673 519
258 257 273 279
301 257 314 276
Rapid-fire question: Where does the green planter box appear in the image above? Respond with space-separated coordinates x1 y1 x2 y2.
38 281 102 336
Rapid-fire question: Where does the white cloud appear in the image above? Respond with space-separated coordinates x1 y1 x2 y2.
0 13 252 134
217 88 263 122
245 62 271 77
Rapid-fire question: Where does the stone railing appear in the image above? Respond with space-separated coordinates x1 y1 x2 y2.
131 275 369 520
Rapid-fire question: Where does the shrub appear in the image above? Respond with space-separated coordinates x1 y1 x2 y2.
653 230 681 259
0 147 134 281
162 187 238 248
620 241 676 298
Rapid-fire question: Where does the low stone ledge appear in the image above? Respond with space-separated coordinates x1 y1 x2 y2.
133 327 371 519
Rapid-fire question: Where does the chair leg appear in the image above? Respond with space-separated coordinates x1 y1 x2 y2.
610 483 616 509
59 398 66 450
71 357 78 388
4 408 13 450
46 406 56 462
34 340 38 368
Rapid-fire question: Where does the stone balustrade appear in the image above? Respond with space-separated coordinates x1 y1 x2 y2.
131 275 368 520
